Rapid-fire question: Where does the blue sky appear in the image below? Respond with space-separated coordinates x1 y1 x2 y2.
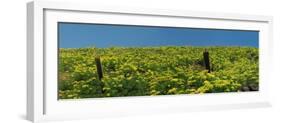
58 22 259 48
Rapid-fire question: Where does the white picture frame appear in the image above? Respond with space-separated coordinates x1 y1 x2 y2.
27 0 273 122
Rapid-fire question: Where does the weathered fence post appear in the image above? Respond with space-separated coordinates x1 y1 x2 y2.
203 49 211 73
95 56 103 80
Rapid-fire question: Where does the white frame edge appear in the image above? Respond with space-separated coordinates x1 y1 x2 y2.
27 1 44 122
27 0 273 122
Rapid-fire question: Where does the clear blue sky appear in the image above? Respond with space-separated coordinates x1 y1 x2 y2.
58 22 259 48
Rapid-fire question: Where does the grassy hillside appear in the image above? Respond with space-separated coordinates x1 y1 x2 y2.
58 46 259 99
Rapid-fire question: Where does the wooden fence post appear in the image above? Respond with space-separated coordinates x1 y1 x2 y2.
203 50 211 73
95 56 103 80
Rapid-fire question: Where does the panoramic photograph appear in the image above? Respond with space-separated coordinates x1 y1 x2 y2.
58 22 259 99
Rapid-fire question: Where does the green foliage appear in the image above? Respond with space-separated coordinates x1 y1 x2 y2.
58 46 259 99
